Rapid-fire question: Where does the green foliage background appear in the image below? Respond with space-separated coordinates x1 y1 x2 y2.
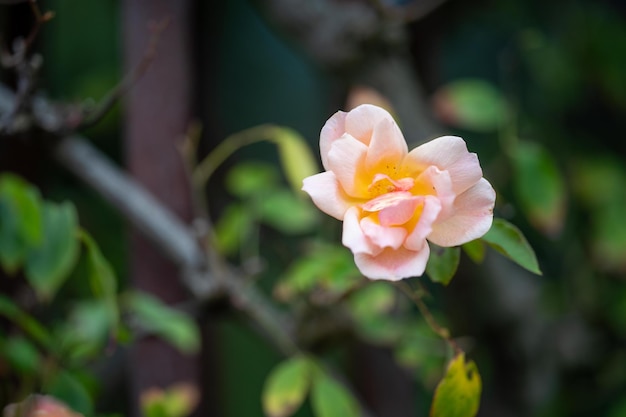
1 0 626 416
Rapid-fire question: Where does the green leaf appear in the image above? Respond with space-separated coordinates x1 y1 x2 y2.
25 202 80 300
125 292 200 354
78 230 118 329
0 174 43 245
353 315 405 344
0 200 26 273
434 79 506 132
394 321 446 388
589 198 626 272
426 245 461 286
275 243 360 302
61 300 116 361
161 384 200 417
482 218 541 275
262 356 313 417
430 353 481 417
214 204 254 256
310 371 359 417
1 335 41 374
349 282 396 318
142 383 200 417
0 295 52 349
512 141 566 236
270 128 319 194
258 190 318 234
0 174 43 273
225 162 281 199
44 369 93 416
462 240 485 264
275 255 327 300
79 230 117 299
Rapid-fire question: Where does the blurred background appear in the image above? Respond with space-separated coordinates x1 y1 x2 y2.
1 0 626 416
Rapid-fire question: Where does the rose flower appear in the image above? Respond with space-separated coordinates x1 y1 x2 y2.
302 104 495 280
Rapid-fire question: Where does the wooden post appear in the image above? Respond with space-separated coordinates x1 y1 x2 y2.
122 0 201 414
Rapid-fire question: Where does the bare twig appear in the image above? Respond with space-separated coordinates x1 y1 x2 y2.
24 1 54 49
395 280 461 354
0 1 54 67
74 17 170 131
0 0 53 133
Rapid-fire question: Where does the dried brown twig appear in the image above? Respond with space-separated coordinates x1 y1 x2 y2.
74 17 171 131
0 0 53 133
0 3 169 135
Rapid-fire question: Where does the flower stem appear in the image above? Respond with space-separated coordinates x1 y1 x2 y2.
192 124 280 187
395 280 461 354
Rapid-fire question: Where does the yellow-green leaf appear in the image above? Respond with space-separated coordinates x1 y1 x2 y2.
124 292 200 355
213 203 254 256
141 383 200 417
79 231 117 298
262 356 313 417
482 218 541 275
271 128 319 194
310 370 359 417
225 162 280 198
430 353 481 417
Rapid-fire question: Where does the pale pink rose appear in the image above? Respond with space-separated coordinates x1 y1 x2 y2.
302 104 495 280
3 395 83 417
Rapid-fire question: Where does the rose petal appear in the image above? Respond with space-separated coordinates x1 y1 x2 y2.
353 244 430 281
378 196 420 227
360 215 408 250
366 116 408 171
405 195 442 251
342 207 379 256
405 136 483 195
327 134 371 198
362 191 414 212
344 104 394 146
415 166 455 219
427 178 496 247
302 171 353 220
320 110 347 170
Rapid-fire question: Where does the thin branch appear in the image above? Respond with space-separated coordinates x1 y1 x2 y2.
395 280 461 354
0 0 54 67
192 124 279 186
24 1 54 49
0 1 53 133
74 17 170 131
